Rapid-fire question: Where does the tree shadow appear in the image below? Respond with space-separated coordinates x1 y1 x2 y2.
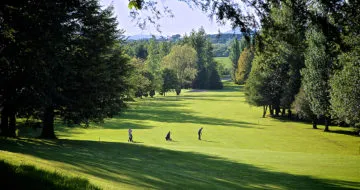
122 107 258 129
0 160 100 190
201 140 219 143
329 130 359 137
99 121 154 130
217 84 244 92
182 95 244 99
0 138 359 189
274 117 359 137
121 94 261 129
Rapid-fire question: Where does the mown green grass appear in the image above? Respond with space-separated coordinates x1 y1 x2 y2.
214 57 232 68
1 81 360 189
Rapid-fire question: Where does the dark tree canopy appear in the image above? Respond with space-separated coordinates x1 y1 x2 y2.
1 0 132 138
161 68 179 96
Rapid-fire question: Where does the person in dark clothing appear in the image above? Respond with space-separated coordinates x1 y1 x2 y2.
128 128 133 142
165 131 172 141
198 127 203 140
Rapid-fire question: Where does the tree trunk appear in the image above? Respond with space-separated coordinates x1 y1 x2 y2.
175 88 181 95
324 116 330 132
275 106 280 117
312 116 317 129
262 105 268 118
281 108 286 117
8 107 16 137
287 109 292 120
0 106 9 136
41 105 56 139
269 105 274 116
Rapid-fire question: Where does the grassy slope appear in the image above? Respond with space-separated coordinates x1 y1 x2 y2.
1 81 360 189
214 57 232 70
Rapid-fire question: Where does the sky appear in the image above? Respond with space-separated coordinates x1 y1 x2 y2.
99 0 235 36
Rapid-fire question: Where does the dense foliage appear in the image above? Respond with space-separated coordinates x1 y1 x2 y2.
1 0 131 138
244 0 360 131
161 45 198 94
235 47 254 84
183 28 223 89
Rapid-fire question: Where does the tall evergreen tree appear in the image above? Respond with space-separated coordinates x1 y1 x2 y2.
235 47 254 84
1 0 81 137
229 38 240 81
146 37 161 75
1 0 131 138
301 26 332 131
183 27 222 89
58 4 131 131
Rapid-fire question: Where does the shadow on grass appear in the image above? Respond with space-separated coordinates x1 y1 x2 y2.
329 130 360 137
273 117 359 137
99 121 154 130
181 95 244 99
114 92 261 129
218 84 244 93
121 106 258 129
201 140 219 143
0 138 358 189
0 160 99 190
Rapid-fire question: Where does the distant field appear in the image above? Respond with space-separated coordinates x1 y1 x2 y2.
214 57 232 75
1 81 360 189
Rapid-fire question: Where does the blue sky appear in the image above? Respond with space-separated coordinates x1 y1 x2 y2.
100 0 234 36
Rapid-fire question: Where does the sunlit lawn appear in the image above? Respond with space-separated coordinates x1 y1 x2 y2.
1 81 360 189
214 57 232 73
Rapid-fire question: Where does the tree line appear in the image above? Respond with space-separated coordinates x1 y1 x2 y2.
227 0 360 132
125 27 223 99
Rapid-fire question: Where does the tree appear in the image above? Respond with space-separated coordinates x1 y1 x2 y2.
1 0 132 138
245 0 307 118
183 28 207 89
329 0 360 130
126 41 148 59
146 37 161 75
159 41 172 59
293 87 317 129
128 58 152 98
212 43 229 57
301 26 332 132
229 38 240 81
207 61 223 89
58 4 132 131
161 45 197 95
183 28 223 89
235 47 254 84
330 60 360 129
245 54 273 118
1 0 82 137
161 68 178 96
